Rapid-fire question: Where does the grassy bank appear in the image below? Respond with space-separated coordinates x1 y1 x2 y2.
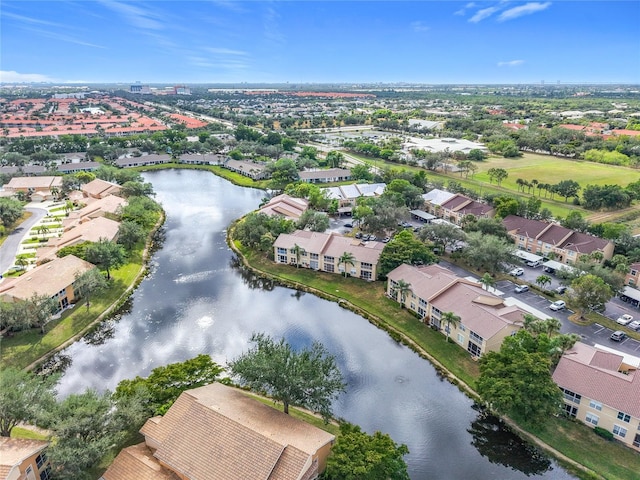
134 162 270 189
234 241 640 480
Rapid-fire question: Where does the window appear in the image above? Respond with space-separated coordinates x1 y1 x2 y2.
563 404 578 418
467 342 482 357
457 333 464 345
613 425 627 438
310 253 318 260
277 255 287 263
277 247 287 255
617 412 631 423
324 263 334 273
469 331 483 344
589 400 602 411
417 307 426 318
361 262 372 270
634 433 640 448
360 270 372 280
39 466 52 480
560 388 581 404
36 453 47 469
431 306 441 316
585 413 599 425
459 324 465 332
324 255 334 264
419 298 427 308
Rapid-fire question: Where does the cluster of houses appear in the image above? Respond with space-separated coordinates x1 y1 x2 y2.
0 177 126 315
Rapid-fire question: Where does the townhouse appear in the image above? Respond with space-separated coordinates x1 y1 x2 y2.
102 383 335 480
503 215 614 264
322 183 386 214
387 263 525 356
273 230 383 280
299 168 352 184
81 178 122 199
553 342 640 451
0 254 96 313
0 438 50 480
259 194 309 221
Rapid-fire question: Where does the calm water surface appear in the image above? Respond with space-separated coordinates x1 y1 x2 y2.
54 169 576 480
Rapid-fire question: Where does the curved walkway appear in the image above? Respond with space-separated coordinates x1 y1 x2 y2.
0 206 48 275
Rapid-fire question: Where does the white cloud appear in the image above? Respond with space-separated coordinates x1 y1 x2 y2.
205 47 248 56
498 2 552 22
469 6 500 23
497 60 525 67
0 70 56 83
455 2 476 16
99 0 164 30
24 27 106 49
411 21 430 32
1 11 67 28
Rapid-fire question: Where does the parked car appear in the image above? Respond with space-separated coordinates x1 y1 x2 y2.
355 232 363 239
362 234 371 241
382 237 391 243
616 314 634 326
549 300 566 311
369 235 377 241
610 330 627 342
344 223 353 228
555 285 567 294
509 267 524 276
526 260 542 268
627 320 640 331
514 285 529 293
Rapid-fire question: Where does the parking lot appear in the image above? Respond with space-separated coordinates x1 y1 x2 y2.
497 279 640 356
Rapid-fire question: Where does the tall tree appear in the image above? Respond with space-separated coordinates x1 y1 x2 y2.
117 220 145 251
228 333 345 421
479 273 496 293
392 279 412 306
441 311 460 342
463 232 515 275
535 275 552 290
0 367 57 436
378 230 437 279
418 223 466 253
85 238 126 280
74 268 108 311
568 274 613 319
338 251 356 277
323 423 410 480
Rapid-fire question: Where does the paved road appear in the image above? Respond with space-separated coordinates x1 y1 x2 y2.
0 207 47 275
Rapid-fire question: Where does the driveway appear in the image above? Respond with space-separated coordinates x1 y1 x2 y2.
0 206 48 275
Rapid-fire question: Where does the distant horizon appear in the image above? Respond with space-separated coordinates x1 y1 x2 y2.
1 1 638 85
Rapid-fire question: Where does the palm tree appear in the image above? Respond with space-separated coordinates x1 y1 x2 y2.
338 251 356 277
535 275 552 290
479 273 496 293
15 256 29 271
292 244 305 268
392 279 412 306
441 311 460 343
36 224 50 241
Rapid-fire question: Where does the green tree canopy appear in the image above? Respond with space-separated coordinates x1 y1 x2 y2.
418 223 466 252
323 423 410 480
378 230 437 279
296 210 330 232
0 367 57 436
463 232 515 275
568 274 614 319
0 197 24 227
228 333 345 422
117 220 145 251
85 238 126 280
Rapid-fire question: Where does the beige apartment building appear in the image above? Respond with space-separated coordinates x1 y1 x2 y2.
553 342 640 451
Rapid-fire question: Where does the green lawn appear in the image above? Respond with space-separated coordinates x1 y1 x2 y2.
0 257 143 369
134 163 270 189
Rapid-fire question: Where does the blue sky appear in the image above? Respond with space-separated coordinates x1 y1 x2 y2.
1 1 638 84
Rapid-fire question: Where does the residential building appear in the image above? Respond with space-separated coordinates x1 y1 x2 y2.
0 438 50 480
36 216 120 263
101 382 335 480
259 194 309 221
62 195 127 229
274 230 383 280
322 183 385 214
0 254 95 313
433 192 495 225
502 215 614 264
114 154 172 168
553 342 640 451
387 264 525 356
81 178 122 199
222 158 269 180
422 188 456 216
3 176 63 200
179 153 225 165
56 161 101 174
625 262 640 287
299 168 351 184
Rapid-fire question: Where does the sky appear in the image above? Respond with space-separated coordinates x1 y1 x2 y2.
1 1 639 85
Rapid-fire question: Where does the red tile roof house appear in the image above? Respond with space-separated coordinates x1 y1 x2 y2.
81 178 122 199
274 230 383 280
387 264 525 357
101 382 335 480
502 215 614 264
438 194 495 225
552 342 640 451
0 254 96 314
0 438 50 480
62 195 127 230
3 176 63 201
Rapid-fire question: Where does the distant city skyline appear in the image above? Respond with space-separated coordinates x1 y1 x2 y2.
1 1 639 85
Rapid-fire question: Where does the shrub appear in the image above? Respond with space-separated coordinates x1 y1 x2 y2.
593 426 613 441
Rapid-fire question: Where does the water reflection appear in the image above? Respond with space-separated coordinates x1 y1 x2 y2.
468 406 553 476
53 170 576 480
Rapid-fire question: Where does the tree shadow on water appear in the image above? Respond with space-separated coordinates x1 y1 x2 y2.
468 404 552 477
229 255 275 291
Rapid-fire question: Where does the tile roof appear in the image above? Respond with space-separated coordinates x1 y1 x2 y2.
4 176 63 190
422 188 456 206
299 168 351 180
101 443 179 480
0 437 48 472
139 383 334 480
82 178 122 198
259 194 308 220
553 342 640 418
0 254 95 301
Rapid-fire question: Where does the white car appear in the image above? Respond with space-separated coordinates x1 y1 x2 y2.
549 300 566 311
509 267 524 277
616 314 633 326
627 320 640 331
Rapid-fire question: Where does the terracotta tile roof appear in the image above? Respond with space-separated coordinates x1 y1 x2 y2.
101 443 178 480
0 254 95 300
259 194 309 220
553 342 640 418
0 437 48 472
4 176 62 190
503 215 551 239
41 216 120 255
82 178 122 198
139 383 334 480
